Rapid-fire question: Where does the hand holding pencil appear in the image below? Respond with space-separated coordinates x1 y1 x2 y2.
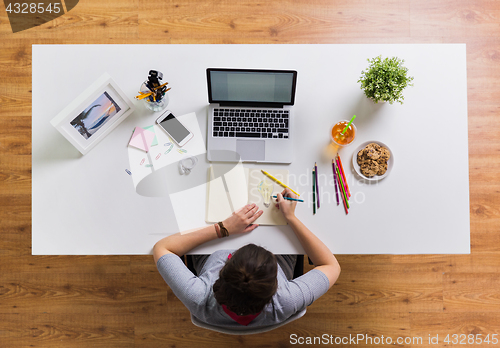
275 188 298 221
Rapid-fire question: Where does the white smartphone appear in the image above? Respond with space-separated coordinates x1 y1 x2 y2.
156 110 194 147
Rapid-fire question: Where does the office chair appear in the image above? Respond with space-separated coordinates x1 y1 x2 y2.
190 307 307 335
183 254 307 335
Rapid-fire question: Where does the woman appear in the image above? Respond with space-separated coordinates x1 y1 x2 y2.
153 188 341 328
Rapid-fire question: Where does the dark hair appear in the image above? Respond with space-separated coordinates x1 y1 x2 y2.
213 244 278 315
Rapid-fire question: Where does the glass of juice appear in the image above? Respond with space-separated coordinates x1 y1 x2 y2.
331 120 356 147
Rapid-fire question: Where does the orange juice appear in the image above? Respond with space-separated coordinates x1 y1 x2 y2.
331 121 356 146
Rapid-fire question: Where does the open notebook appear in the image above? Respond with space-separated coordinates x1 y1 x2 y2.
206 164 289 226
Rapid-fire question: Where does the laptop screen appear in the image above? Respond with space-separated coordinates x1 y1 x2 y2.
207 69 297 106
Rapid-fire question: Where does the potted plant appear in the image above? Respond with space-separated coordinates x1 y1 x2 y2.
358 56 414 104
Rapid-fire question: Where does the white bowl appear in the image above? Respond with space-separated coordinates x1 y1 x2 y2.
352 141 394 181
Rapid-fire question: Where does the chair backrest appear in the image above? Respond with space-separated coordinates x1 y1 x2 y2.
190 308 307 335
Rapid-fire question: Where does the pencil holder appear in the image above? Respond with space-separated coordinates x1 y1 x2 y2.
140 81 169 112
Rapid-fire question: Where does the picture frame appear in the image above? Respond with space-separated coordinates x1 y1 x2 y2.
50 73 135 155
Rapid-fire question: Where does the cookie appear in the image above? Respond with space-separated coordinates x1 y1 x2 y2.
366 148 381 160
377 162 388 175
380 147 391 160
367 143 381 151
360 160 379 177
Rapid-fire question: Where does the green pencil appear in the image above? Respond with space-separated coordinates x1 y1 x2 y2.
312 169 316 215
336 165 350 210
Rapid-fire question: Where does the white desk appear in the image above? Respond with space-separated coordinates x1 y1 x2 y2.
32 44 470 255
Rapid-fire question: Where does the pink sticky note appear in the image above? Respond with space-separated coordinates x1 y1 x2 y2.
128 127 156 152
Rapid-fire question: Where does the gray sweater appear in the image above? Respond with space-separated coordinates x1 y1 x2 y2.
156 250 330 328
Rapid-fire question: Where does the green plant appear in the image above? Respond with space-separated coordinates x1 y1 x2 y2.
358 56 414 104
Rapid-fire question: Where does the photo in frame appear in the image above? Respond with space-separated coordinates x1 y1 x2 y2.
50 73 135 155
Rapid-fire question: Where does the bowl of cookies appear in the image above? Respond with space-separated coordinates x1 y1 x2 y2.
352 141 393 181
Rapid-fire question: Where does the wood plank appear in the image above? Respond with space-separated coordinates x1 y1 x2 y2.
446 254 500 273
0 1 140 40
444 273 500 312
0 40 32 118
0 117 31 155
0 252 132 274
140 0 410 42
469 191 500 234
337 254 450 273
130 255 158 274
310 271 443 313
0 77 31 118
465 39 500 102
0 155 31 194
410 312 500 348
410 0 500 38
0 313 134 348
0 273 168 315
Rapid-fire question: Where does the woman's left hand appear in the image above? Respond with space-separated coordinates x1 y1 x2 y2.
222 203 263 235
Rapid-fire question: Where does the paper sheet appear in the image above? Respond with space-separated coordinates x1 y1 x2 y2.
205 163 248 223
247 168 288 226
206 165 289 226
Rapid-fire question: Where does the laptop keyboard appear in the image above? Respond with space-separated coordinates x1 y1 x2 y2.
212 108 289 139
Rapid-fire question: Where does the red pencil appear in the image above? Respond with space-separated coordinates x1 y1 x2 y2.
337 154 351 198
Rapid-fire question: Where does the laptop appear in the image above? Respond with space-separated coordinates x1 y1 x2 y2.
206 68 297 163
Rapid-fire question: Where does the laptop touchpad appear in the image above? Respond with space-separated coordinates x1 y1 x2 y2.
236 140 265 161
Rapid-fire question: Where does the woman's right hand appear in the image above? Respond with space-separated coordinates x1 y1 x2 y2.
275 188 297 221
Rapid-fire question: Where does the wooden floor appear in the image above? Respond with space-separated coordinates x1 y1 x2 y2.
1 0 499 347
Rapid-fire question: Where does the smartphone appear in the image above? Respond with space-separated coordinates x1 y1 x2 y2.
156 110 194 147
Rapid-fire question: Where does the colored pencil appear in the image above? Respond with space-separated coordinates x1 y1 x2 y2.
261 170 300 196
336 164 350 212
336 168 349 214
314 162 320 209
336 156 348 201
332 159 340 206
312 170 316 215
337 154 350 198
272 195 304 202
336 154 348 197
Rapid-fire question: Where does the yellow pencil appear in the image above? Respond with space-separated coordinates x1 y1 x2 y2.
261 170 300 196
135 91 153 100
153 82 169 90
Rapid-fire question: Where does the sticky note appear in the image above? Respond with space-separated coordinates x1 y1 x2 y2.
143 125 158 146
129 127 155 152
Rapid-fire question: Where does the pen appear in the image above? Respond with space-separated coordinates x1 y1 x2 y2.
261 170 300 196
272 195 304 202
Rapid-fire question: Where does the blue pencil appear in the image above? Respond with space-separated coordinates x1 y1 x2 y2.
272 195 304 202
